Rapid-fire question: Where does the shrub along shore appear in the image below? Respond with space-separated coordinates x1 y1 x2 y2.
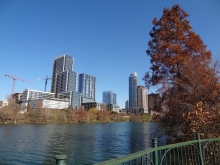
0 104 152 124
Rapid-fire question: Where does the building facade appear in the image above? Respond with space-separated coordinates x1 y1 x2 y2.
22 89 55 101
70 91 82 110
51 54 77 94
13 92 23 104
50 54 81 109
0 100 8 107
129 72 138 109
55 70 77 93
81 102 103 111
103 91 117 105
21 99 69 113
113 93 117 105
137 85 148 109
125 100 129 110
106 104 120 113
78 73 96 103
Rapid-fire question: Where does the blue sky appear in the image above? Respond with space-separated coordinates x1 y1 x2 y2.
0 0 220 108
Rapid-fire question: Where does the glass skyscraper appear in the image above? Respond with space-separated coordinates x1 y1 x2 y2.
129 72 138 109
78 73 96 103
50 54 81 109
51 54 77 93
103 91 117 105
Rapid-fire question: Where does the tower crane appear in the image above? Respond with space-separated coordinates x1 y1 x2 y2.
5 74 32 104
36 76 52 92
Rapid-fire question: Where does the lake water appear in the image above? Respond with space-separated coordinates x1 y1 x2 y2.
0 122 157 165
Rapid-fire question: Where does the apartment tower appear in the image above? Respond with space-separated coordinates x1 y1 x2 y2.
137 85 148 109
103 91 117 105
129 72 138 109
125 100 129 110
78 73 96 103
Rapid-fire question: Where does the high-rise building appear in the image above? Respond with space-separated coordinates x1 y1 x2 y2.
50 54 81 109
51 54 77 93
125 100 129 110
113 93 117 105
78 73 96 103
129 72 138 109
103 91 117 105
137 85 148 109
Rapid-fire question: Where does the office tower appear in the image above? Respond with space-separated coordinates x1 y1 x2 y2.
103 91 117 105
137 85 148 109
113 93 117 105
51 54 77 93
78 73 96 103
50 54 81 109
70 91 82 110
129 72 138 109
125 100 129 110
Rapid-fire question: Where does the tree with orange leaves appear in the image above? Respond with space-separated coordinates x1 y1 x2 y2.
144 4 220 142
144 4 211 88
77 106 87 123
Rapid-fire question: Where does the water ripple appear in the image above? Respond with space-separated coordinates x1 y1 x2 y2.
0 122 157 164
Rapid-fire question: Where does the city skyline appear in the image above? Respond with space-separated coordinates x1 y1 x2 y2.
1 0 220 108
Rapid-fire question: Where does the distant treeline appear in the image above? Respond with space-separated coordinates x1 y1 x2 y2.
0 103 152 124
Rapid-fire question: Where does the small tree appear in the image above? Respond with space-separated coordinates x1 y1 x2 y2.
66 106 75 122
57 110 66 123
98 104 110 122
0 106 12 124
77 106 87 123
87 108 98 122
11 103 22 124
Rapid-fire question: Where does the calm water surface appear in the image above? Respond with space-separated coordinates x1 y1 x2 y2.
0 122 157 165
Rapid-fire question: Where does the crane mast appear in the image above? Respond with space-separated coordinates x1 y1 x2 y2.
4 74 32 104
36 76 52 91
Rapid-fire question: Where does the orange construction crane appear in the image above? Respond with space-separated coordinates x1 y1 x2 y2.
5 74 32 95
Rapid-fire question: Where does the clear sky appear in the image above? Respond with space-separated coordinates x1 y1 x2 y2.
0 0 220 108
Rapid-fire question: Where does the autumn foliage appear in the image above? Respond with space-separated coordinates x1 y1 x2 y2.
144 4 220 142
0 104 151 124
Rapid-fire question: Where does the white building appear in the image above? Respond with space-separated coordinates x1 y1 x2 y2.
0 100 8 107
21 89 69 112
21 98 69 113
22 89 56 101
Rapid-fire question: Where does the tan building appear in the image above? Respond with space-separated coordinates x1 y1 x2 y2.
137 85 148 109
